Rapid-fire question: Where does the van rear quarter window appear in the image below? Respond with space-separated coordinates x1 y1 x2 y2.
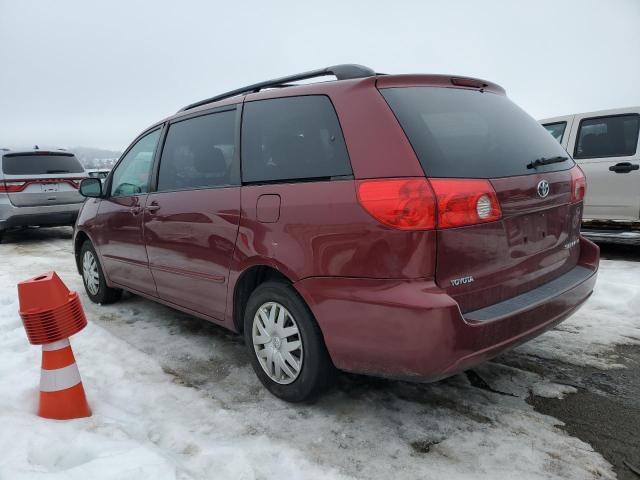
241 95 352 183
381 87 573 178
2 153 84 175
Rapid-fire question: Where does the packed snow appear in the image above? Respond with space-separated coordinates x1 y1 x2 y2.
1 227 638 479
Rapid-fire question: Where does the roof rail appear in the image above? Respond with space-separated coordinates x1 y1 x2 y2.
178 64 376 113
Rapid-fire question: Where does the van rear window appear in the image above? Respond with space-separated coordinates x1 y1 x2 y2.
241 96 352 183
2 153 84 175
381 87 574 178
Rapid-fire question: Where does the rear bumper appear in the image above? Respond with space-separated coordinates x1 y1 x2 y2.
0 201 82 230
581 227 640 246
295 236 599 381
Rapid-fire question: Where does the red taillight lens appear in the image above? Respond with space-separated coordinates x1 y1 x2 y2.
430 179 502 229
357 177 502 230
570 166 586 203
357 178 436 230
0 180 27 193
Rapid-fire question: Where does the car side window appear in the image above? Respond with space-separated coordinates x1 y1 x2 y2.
574 114 640 159
241 95 352 183
157 110 237 192
542 122 566 143
111 129 161 197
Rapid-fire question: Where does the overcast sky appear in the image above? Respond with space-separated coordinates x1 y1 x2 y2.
1 0 639 151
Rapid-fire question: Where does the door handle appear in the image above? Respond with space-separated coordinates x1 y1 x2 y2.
609 162 639 173
146 202 160 213
129 206 142 215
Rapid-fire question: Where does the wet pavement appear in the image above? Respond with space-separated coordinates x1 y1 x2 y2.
524 243 640 479
499 345 640 480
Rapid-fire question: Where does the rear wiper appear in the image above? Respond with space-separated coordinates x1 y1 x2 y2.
526 156 568 169
46 169 70 173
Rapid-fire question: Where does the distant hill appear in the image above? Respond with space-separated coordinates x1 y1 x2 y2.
70 147 121 169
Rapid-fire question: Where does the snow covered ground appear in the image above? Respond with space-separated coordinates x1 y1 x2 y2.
1 228 638 479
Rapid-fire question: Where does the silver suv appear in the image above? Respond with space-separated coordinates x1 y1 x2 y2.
0 148 87 241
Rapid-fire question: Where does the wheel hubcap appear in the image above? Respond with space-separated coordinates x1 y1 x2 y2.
252 301 303 385
82 250 100 296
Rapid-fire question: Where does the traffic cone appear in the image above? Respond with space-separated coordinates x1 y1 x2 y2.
38 338 91 419
17 272 91 419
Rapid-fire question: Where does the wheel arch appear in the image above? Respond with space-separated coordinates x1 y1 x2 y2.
73 229 91 275
232 264 293 333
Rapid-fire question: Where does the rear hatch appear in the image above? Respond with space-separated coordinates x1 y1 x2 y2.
1 152 87 207
380 83 584 313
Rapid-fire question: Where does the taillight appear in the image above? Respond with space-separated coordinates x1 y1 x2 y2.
429 179 502 229
570 166 586 203
356 178 436 230
356 177 502 230
0 180 27 193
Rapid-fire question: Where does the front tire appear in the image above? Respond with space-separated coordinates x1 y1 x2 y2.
243 281 334 402
80 240 122 304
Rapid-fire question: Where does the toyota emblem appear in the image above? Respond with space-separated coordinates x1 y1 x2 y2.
537 180 550 198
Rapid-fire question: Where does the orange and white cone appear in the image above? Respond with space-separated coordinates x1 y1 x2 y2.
38 338 91 420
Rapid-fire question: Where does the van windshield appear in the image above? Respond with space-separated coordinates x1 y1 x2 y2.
381 87 573 178
2 153 85 175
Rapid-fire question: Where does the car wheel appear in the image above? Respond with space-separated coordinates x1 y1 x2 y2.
80 240 122 304
243 281 335 402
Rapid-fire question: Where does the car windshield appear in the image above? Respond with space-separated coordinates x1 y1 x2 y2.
381 87 573 178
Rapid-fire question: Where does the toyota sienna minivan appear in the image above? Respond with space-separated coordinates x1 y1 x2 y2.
75 65 599 402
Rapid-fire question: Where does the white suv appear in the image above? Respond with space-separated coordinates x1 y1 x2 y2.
0 148 88 242
540 107 640 245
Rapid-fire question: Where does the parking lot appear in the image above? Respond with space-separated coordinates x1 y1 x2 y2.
1 227 638 479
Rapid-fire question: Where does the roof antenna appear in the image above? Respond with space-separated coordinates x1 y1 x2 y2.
34 145 39 150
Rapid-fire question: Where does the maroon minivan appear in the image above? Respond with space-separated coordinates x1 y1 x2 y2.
75 65 598 402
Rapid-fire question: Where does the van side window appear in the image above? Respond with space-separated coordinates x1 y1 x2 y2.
542 122 566 143
157 110 238 192
111 129 161 197
241 96 352 183
575 114 640 159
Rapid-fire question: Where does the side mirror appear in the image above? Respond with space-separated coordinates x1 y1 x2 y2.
79 178 103 198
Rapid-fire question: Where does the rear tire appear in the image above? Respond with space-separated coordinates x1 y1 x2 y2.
243 281 334 402
80 240 122 304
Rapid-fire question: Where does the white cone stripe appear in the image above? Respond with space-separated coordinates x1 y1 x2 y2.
42 338 71 352
40 363 82 392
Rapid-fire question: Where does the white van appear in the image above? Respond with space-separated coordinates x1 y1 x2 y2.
540 107 640 245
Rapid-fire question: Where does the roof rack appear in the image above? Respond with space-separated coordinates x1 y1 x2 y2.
178 64 376 113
